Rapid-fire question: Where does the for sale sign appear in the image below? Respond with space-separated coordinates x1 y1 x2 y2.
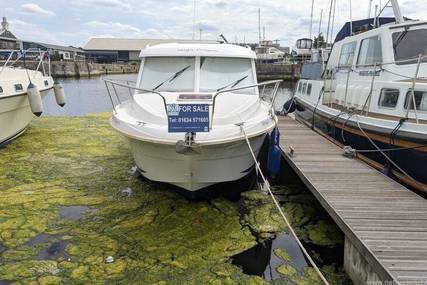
167 104 210 133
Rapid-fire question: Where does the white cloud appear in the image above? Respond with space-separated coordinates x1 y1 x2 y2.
84 21 142 35
9 20 61 43
21 3 55 17
70 0 131 11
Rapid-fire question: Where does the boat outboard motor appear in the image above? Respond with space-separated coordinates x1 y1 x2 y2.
53 80 66 107
27 82 43 117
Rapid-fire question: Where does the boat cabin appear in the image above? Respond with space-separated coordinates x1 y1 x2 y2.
297 20 427 122
136 43 258 95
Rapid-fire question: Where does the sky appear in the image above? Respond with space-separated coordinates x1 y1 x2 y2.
0 0 425 48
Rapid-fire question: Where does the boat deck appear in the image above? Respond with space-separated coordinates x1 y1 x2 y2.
278 116 427 284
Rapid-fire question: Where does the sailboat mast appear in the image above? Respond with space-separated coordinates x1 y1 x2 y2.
309 0 314 39
258 8 261 43
390 0 404 23
368 0 373 18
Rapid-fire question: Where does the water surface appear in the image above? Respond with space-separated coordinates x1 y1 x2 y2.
43 74 294 116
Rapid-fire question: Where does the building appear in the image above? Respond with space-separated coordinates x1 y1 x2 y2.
22 41 85 61
0 17 22 50
83 38 217 63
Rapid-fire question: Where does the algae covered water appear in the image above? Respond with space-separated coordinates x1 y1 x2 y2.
0 77 352 284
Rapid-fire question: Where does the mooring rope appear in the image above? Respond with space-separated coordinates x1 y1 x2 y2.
238 124 330 285
355 115 427 192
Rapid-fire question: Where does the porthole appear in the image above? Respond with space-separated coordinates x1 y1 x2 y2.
14 84 23 92
378 89 399 108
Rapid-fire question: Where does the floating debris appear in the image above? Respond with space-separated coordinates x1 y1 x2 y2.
105 256 114 264
120 187 133 198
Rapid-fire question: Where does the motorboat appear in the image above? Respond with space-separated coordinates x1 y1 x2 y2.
292 38 313 63
289 0 427 192
0 49 65 146
105 43 281 191
255 40 286 64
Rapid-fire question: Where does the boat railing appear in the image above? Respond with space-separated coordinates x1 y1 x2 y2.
0 49 51 78
103 78 283 130
332 54 427 124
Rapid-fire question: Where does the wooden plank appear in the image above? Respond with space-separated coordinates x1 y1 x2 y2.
277 116 427 283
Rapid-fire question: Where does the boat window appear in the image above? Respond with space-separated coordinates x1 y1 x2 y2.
199 57 256 94
404 90 427 111
302 83 307 94
140 57 195 92
297 82 302 93
307 83 312 95
378 89 399 108
0 86 3 94
15 84 23 92
339 42 357 67
44 80 49 86
357 36 382 66
393 29 427 65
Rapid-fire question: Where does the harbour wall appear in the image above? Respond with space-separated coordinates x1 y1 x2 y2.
256 63 301 81
50 62 140 78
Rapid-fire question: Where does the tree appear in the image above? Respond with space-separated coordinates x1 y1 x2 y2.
314 33 326 48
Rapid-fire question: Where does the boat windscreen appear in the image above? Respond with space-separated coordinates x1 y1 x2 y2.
199 57 256 94
393 29 427 65
140 57 195 92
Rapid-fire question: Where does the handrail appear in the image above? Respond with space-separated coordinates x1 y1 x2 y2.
0 49 51 78
210 79 282 129
103 79 283 130
103 79 167 115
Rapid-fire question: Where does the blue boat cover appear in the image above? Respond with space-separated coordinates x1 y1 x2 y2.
335 17 397 42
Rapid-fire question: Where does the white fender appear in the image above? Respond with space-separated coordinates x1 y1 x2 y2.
27 83 43 117
53 80 66 107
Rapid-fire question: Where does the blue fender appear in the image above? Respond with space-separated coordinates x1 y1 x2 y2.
267 127 281 176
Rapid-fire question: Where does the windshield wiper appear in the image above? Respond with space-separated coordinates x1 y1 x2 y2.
153 65 191 91
393 29 408 52
216 75 249 92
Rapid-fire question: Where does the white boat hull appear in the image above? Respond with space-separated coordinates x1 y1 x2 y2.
0 90 50 145
128 134 266 191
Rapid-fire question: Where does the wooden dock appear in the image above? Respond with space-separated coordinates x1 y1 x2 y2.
277 116 427 285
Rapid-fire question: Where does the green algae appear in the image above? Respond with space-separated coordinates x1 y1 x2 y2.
306 220 344 248
0 113 350 284
0 114 262 284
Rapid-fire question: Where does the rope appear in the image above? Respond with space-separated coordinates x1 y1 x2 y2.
349 144 427 154
238 124 330 285
355 115 427 192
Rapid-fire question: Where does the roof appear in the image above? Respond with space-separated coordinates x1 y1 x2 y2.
140 43 257 59
23 41 83 53
0 30 17 40
83 38 217 51
39 43 83 53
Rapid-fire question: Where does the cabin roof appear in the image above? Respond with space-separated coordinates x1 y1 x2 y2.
140 43 257 59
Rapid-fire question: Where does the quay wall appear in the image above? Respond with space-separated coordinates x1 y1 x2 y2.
50 62 139 78
4 61 139 78
256 63 301 81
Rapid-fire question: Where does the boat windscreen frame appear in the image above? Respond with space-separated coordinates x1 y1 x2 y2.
138 56 258 95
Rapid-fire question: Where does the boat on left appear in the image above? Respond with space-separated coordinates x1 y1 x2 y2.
0 49 66 146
